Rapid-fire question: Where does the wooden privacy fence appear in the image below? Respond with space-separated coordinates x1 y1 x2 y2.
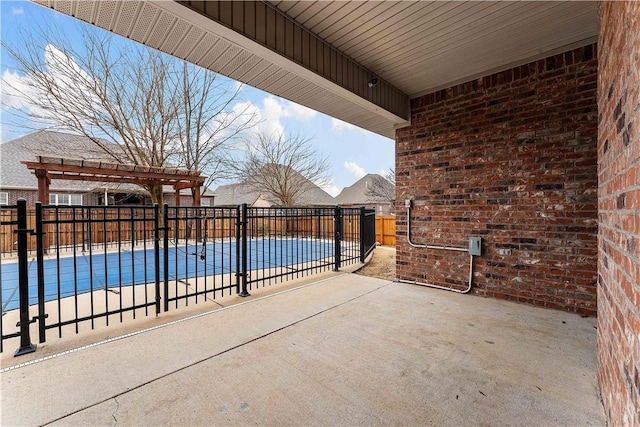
0 207 157 254
375 215 396 246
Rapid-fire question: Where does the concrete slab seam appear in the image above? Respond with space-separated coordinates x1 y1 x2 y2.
42 280 393 426
1 273 352 374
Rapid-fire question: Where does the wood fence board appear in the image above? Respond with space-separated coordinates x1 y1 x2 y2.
375 215 396 246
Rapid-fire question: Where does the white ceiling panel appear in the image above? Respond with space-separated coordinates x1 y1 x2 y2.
112 1 140 38
128 2 159 43
74 1 96 23
233 55 268 84
146 11 177 49
96 1 119 31
270 1 597 98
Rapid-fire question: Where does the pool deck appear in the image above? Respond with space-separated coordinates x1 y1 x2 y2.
1 273 605 426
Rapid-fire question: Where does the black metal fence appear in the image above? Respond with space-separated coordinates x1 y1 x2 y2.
1 200 375 355
361 207 377 262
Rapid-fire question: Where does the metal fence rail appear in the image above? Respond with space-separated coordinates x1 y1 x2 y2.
41 204 160 339
244 206 337 291
0 205 20 353
341 207 364 266
0 200 376 355
0 206 157 257
361 208 377 261
163 206 240 311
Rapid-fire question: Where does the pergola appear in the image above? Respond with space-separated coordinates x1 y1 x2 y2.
22 156 206 206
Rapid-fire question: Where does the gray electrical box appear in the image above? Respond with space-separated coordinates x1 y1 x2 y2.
469 237 482 256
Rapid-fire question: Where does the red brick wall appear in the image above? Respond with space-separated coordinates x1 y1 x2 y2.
1 190 216 207
396 45 598 315
2 189 100 206
166 195 215 207
3 189 39 206
597 2 640 425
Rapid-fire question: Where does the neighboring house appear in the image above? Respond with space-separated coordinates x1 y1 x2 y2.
213 182 274 207
336 174 395 215
214 168 336 207
0 130 214 206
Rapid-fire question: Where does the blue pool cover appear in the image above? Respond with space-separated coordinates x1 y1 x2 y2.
1 239 335 311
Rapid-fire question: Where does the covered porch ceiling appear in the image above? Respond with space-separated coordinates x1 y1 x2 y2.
33 1 598 139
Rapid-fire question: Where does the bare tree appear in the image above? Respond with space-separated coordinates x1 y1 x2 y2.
224 131 330 206
2 26 178 205
175 63 259 198
2 21 255 206
365 168 395 205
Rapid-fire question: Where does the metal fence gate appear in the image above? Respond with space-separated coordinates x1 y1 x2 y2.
0 200 375 355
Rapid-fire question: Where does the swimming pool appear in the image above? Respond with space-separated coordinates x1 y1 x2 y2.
1 238 335 311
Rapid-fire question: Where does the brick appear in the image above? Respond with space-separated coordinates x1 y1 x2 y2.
0 189 202 207
396 45 598 309
596 3 640 425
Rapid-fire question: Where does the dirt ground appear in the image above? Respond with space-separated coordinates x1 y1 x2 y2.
354 245 396 281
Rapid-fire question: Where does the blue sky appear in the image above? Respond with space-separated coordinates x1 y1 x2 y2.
0 1 394 196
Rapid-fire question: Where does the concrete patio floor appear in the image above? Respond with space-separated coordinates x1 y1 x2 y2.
1 273 604 426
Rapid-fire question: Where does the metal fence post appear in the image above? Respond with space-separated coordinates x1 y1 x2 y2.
334 206 342 271
238 204 250 297
163 204 170 312
153 204 161 316
315 209 321 239
235 205 241 294
14 199 36 356
34 202 48 343
359 206 366 263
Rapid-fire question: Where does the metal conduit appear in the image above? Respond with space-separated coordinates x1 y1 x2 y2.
396 205 476 294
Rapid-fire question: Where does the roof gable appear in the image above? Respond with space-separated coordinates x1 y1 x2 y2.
336 173 394 205
214 165 336 207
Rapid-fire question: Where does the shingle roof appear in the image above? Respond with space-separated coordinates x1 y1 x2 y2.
0 130 213 196
335 173 394 205
213 182 264 206
213 167 336 207
0 130 118 191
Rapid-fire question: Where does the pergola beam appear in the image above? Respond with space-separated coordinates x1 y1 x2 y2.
34 169 50 205
22 156 206 206
22 157 204 185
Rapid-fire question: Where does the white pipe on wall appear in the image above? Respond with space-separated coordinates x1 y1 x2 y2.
399 205 476 294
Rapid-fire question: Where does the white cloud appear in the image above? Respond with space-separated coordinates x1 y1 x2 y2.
286 101 317 121
344 161 367 179
180 94 317 169
260 96 287 138
1 69 31 110
44 44 96 91
12 7 24 16
331 118 359 134
315 178 342 197
262 96 317 126
235 96 319 141
1 69 54 140
320 180 341 197
196 99 262 152
1 69 57 123
1 44 101 121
